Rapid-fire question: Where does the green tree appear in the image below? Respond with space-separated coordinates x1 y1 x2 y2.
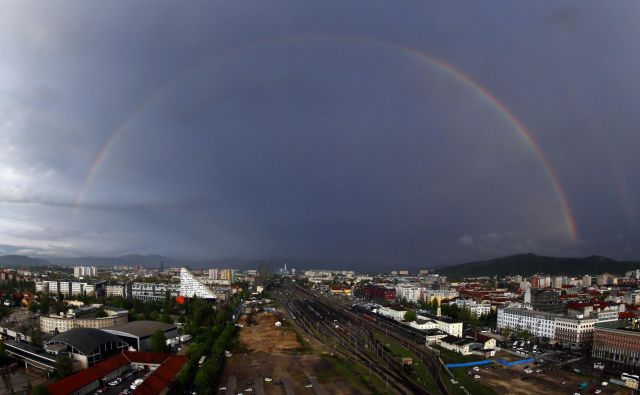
150 329 169 353
403 310 417 322
32 384 51 395
28 301 39 315
38 295 50 315
31 329 44 347
55 355 73 378
430 298 439 313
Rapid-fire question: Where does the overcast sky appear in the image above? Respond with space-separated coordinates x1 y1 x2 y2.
1 1 639 267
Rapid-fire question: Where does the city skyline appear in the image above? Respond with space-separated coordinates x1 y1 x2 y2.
1 2 639 267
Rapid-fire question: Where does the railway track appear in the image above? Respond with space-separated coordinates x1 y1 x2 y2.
290 285 452 395
278 289 416 394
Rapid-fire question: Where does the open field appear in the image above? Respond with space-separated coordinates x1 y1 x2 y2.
221 311 384 394
238 313 302 353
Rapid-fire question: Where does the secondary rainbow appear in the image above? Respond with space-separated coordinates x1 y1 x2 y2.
74 34 579 240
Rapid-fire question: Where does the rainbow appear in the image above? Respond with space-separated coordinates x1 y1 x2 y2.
74 34 579 240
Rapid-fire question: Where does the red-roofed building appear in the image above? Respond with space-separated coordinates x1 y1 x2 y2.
48 353 130 395
133 355 188 395
46 351 186 395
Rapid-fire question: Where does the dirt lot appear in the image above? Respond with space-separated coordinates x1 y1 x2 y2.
238 313 302 353
220 312 372 395
462 363 628 395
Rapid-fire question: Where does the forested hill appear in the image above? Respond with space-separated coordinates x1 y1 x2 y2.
437 253 640 278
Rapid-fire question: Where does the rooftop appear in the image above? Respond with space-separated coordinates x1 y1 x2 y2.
103 320 176 338
46 328 126 355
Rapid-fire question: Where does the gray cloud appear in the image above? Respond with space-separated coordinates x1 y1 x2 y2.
0 1 639 267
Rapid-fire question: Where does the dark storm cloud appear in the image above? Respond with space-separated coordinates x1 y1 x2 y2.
1 1 639 267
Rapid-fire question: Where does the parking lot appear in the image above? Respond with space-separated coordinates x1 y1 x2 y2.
93 368 146 395
457 361 627 395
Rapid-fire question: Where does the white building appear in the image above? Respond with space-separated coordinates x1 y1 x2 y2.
412 314 463 337
409 318 438 330
36 282 49 293
131 282 180 301
497 307 559 339
73 266 97 278
180 267 216 299
105 284 125 298
395 285 424 303
555 316 598 349
450 299 492 317
377 306 408 321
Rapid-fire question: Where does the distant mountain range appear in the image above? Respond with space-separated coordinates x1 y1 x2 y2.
437 253 640 278
2 252 640 277
0 254 51 267
0 254 308 272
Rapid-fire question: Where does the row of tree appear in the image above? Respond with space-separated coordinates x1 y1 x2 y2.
171 291 245 394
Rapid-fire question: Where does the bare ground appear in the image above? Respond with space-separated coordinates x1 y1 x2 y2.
220 312 371 395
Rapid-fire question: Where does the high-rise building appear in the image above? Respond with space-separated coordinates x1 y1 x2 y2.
256 262 269 285
73 266 97 278
158 261 164 273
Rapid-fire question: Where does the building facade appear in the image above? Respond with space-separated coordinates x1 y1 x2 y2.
73 266 97 278
592 321 640 367
40 310 128 334
131 282 179 302
497 307 559 339
180 267 216 299
554 316 598 349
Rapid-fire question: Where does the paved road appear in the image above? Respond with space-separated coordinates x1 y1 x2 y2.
225 375 237 395
282 377 296 395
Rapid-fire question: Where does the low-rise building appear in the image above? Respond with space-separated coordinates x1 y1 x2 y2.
40 307 128 334
437 335 477 355
592 320 640 367
377 305 407 321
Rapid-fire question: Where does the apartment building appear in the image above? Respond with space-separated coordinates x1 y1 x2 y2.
37 280 95 296
73 266 97 278
555 316 599 350
131 282 180 302
450 299 492 317
105 284 125 298
395 284 424 303
497 307 559 339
